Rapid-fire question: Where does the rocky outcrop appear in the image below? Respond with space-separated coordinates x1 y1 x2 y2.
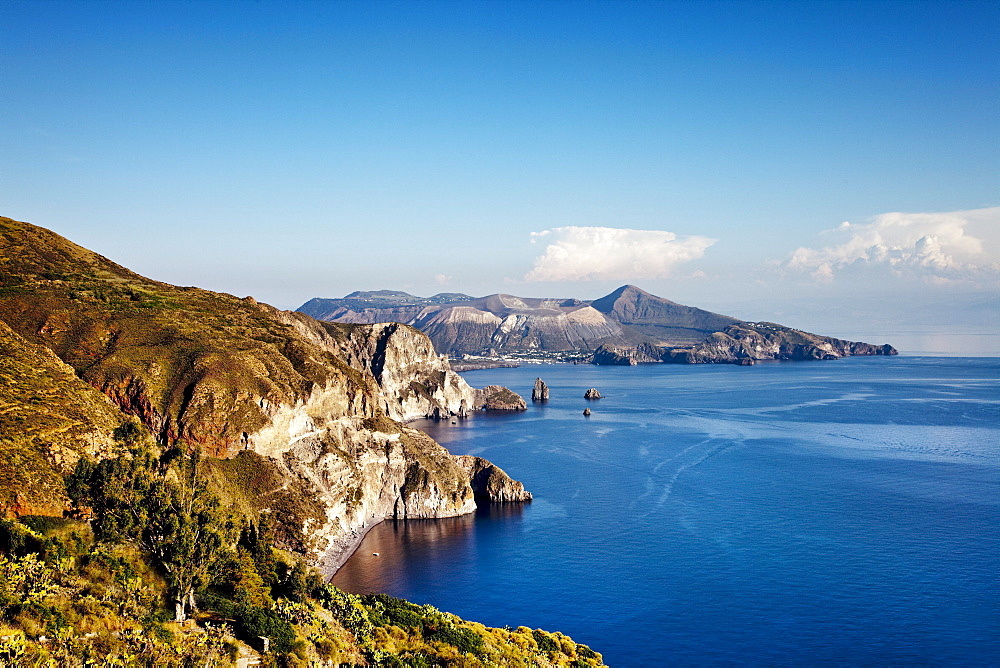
310 320 479 422
584 388 602 399
583 408 591 416
475 385 527 411
455 455 532 503
252 416 477 571
532 378 549 402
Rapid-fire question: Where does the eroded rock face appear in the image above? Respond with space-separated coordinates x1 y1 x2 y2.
255 416 477 571
455 455 532 503
532 378 549 402
475 385 527 411
584 388 602 399
317 320 479 422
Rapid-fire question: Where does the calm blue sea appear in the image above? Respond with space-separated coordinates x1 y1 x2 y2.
331 357 1000 666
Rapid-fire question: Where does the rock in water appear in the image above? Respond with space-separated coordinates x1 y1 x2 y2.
584 388 602 400
583 408 591 416
475 385 527 411
455 455 532 503
532 377 549 402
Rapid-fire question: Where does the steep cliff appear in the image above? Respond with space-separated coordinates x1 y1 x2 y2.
591 342 667 365
317 321 478 421
0 216 525 568
532 377 550 401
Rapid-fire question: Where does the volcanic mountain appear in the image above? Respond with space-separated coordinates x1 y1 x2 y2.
298 285 896 364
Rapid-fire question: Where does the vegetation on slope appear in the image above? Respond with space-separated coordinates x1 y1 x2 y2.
0 320 129 517
1 446 604 666
0 216 372 459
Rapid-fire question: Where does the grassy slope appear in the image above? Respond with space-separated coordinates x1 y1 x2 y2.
0 216 372 456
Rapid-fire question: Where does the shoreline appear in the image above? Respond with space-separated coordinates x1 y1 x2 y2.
320 517 385 579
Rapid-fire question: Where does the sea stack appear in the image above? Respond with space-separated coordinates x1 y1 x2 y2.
532 378 550 402
584 388 602 400
583 408 592 416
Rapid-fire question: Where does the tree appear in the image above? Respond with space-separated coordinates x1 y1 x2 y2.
69 447 235 622
144 449 235 621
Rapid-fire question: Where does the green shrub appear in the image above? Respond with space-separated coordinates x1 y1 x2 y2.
428 625 484 654
363 593 425 629
0 518 44 556
533 629 559 653
214 601 295 654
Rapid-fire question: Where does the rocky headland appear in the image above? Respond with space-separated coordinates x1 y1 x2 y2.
455 455 533 503
0 216 529 572
475 385 528 411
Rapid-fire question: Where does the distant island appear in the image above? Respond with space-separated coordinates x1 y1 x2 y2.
298 285 897 365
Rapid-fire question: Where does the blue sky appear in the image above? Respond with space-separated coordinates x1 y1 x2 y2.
2 1 998 352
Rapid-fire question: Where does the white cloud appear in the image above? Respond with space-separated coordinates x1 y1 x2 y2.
787 207 1000 283
524 226 716 282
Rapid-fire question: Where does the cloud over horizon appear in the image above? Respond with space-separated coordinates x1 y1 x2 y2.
524 226 715 282
787 207 1000 284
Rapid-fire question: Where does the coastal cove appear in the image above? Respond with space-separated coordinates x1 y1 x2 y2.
331 357 1000 666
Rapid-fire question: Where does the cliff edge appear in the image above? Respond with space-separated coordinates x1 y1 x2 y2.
0 216 528 569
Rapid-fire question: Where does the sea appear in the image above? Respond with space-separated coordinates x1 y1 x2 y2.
331 356 1000 666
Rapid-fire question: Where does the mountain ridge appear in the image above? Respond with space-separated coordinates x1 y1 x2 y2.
298 285 897 363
